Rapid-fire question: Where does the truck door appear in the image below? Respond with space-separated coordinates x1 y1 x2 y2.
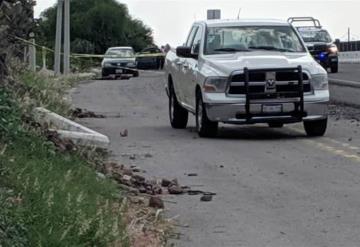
183 25 203 109
175 26 198 104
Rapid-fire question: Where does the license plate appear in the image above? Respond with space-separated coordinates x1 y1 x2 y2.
262 104 282 113
115 69 123 74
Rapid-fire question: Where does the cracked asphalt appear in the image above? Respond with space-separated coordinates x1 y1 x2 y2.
72 70 360 247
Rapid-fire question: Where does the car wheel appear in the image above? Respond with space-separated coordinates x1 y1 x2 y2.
304 119 327 137
169 85 188 129
330 63 338 73
268 123 284 128
134 71 139 77
196 92 218 138
101 69 108 79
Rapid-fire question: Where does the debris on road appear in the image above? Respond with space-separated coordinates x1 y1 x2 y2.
99 162 216 208
168 184 184 195
120 129 128 137
200 194 213 202
161 179 172 187
187 173 198 177
145 153 153 158
72 108 106 119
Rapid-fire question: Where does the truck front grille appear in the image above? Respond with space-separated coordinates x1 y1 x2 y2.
228 71 311 95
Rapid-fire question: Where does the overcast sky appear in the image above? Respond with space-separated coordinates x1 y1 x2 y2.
35 0 360 46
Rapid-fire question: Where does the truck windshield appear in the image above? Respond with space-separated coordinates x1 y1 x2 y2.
298 30 332 43
106 49 135 58
205 25 306 54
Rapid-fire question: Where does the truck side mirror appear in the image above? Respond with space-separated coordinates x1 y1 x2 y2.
176 46 198 59
176 46 192 58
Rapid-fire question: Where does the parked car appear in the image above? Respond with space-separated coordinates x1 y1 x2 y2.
164 19 329 137
101 47 139 79
288 17 339 73
136 46 165 70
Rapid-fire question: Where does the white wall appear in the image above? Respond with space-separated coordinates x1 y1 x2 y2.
339 52 360 64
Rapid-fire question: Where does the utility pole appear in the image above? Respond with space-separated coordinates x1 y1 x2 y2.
28 4 36 72
63 0 70 75
54 0 63 76
348 27 351 43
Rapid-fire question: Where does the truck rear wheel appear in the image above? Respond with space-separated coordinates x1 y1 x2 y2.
304 119 327 137
196 93 218 138
169 85 188 129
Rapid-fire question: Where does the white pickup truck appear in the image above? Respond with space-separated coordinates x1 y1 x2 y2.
164 19 329 137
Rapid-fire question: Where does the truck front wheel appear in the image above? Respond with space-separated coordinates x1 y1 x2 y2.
196 93 218 138
330 63 338 73
304 119 327 137
169 86 188 129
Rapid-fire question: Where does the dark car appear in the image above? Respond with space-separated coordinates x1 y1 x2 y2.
136 47 165 70
101 47 139 79
288 17 339 73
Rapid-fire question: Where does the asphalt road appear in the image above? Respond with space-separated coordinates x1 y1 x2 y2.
328 63 360 106
328 63 360 84
72 71 360 247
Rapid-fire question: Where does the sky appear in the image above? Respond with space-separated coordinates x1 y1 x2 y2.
34 0 360 46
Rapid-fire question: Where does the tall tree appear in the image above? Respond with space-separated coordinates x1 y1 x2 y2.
36 0 154 54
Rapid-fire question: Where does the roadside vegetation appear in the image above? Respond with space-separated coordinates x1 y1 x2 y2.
0 72 129 246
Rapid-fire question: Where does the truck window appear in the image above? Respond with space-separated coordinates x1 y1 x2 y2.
186 26 199 47
205 25 306 54
191 26 203 54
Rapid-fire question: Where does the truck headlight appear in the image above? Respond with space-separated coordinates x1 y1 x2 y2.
103 62 112 68
203 77 228 93
311 74 328 90
328 44 338 54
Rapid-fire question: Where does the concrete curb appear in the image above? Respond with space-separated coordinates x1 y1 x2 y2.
329 79 360 89
34 107 110 148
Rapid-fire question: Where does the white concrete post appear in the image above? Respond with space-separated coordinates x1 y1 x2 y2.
28 34 36 72
42 47 47 70
63 0 71 75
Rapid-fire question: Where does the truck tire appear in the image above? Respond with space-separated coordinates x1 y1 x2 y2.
304 119 327 137
169 85 188 129
330 63 338 73
196 93 218 138
268 123 284 128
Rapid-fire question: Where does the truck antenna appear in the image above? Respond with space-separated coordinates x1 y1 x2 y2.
237 8 242 19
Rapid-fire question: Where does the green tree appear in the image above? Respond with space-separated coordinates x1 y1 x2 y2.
36 0 154 54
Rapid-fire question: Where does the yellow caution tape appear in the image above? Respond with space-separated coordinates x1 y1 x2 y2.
14 35 166 59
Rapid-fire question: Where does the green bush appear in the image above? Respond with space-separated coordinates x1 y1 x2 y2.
0 72 129 246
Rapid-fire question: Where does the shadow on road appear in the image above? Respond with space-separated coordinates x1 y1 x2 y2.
217 125 306 141
151 125 308 141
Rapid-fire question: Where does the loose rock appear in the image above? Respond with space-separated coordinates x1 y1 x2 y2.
120 129 128 137
168 185 184 195
161 179 172 187
200 195 213 202
149 196 164 209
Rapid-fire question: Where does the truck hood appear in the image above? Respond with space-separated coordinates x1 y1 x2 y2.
202 51 325 76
